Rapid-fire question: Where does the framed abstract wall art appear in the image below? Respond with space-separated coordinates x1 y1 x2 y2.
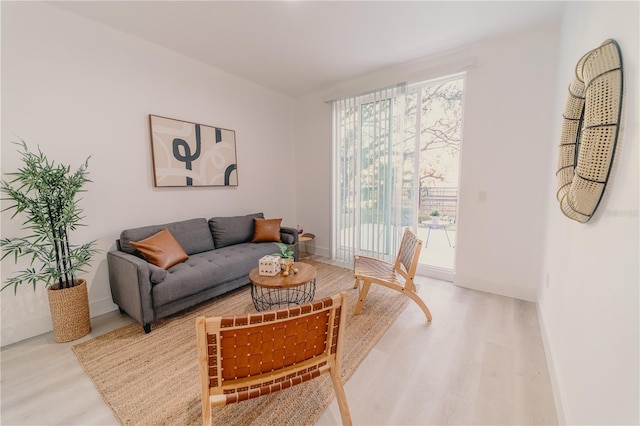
149 115 238 187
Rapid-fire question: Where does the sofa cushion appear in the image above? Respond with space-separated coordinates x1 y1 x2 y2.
151 241 280 306
120 218 214 256
252 218 282 243
130 228 189 270
208 212 264 248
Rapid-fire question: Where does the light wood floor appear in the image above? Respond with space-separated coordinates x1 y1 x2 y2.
1 262 557 425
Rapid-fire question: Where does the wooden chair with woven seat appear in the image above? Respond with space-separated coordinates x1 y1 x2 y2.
196 292 352 426
353 228 432 323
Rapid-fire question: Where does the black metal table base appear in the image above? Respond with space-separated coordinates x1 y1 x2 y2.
251 279 317 311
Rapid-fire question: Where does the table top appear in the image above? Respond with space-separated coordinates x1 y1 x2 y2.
421 220 452 229
249 262 317 289
298 233 315 243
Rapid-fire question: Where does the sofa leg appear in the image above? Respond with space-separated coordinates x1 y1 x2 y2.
143 324 151 334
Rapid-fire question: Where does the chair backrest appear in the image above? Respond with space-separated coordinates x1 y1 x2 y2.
393 228 423 285
196 292 348 419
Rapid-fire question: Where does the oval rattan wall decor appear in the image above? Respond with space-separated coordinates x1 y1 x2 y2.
556 39 623 223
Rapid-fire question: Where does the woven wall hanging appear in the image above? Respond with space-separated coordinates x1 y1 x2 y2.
556 39 623 223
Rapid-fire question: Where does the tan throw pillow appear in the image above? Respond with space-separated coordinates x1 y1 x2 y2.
252 218 282 243
130 228 188 270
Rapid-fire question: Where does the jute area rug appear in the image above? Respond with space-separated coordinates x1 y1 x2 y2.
73 260 411 425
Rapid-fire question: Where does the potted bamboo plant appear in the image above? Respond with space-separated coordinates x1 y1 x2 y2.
1 139 98 342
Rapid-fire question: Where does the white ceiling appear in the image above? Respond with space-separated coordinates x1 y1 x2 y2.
52 1 565 97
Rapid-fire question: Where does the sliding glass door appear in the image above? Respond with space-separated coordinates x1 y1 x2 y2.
332 74 464 279
408 77 464 277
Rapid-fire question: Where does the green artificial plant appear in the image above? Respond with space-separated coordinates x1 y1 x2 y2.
1 139 99 293
272 242 294 259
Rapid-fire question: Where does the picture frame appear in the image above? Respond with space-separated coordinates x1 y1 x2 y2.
148 114 238 187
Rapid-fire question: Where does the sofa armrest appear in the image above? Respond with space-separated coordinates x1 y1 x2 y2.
280 226 300 260
107 250 155 327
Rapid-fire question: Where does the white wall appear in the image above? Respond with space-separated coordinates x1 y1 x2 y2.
292 95 333 258
454 23 559 301
1 2 295 346
538 2 639 424
293 22 560 303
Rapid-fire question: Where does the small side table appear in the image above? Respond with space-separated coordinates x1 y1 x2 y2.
298 233 315 259
423 221 453 247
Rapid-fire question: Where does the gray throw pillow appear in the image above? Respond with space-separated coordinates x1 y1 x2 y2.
120 218 214 256
208 212 264 248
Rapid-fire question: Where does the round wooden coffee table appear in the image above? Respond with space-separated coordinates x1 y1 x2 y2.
249 262 317 311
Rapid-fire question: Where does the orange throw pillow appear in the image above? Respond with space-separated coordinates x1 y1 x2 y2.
252 218 282 243
130 228 188 270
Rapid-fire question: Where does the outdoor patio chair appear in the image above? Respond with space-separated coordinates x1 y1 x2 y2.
196 292 352 426
353 228 433 322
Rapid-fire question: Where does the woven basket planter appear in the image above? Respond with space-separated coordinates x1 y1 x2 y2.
47 279 91 343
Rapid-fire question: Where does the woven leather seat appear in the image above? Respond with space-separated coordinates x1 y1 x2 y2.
353 228 432 322
196 292 352 425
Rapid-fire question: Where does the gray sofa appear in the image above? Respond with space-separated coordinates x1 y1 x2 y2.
107 213 298 333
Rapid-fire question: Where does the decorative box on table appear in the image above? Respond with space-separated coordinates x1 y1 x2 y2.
258 255 282 276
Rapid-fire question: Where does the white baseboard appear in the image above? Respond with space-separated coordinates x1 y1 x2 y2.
1 312 54 347
416 264 454 282
90 296 118 317
307 245 330 259
536 300 567 425
453 276 537 302
1 296 117 347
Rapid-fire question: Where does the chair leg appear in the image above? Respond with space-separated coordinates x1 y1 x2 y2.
353 277 360 289
330 368 353 426
202 402 212 426
354 281 372 315
406 291 433 323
